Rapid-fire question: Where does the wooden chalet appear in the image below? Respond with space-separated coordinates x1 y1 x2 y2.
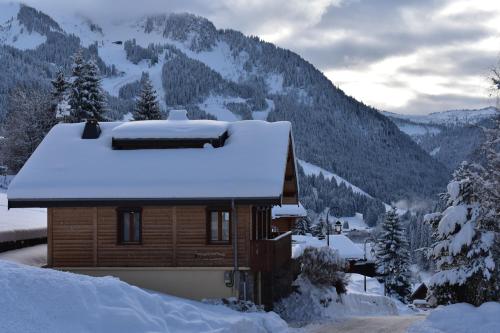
271 203 307 232
7 110 299 308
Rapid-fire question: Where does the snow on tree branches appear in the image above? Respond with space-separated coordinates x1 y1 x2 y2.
375 208 412 303
68 51 107 122
133 74 162 120
427 161 498 306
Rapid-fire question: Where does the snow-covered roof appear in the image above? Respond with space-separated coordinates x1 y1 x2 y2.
8 119 293 206
292 234 365 260
272 203 307 218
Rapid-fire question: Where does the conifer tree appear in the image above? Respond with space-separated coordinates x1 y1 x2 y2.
51 69 70 121
81 58 107 121
375 208 412 302
68 51 86 122
427 162 496 306
133 75 162 120
68 51 107 122
293 216 312 235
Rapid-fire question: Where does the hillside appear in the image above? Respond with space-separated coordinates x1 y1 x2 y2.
384 107 498 170
0 3 449 206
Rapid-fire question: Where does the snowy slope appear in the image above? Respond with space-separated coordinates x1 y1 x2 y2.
383 107 498 127
0 189 46 242
0 261 288 333
298 159 372 198
0 3 46 50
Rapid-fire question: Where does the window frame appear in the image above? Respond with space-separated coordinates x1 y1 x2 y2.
116 207 143 245
206 207 232 245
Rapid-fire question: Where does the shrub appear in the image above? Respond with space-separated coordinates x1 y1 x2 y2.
300 246 348 294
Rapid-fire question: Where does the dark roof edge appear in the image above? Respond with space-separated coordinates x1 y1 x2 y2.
8 196 281 208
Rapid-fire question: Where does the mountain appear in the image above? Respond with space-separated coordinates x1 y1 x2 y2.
0 3 449 209
383 107 498 170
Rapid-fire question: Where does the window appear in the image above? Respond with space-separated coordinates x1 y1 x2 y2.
207 209 231 244
117 208 142 244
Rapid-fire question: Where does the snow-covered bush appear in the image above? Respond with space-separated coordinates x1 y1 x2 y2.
202 298 264 313
300 246 347 293
292 217 311 235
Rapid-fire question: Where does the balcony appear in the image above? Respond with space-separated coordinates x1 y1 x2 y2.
250 231 292 272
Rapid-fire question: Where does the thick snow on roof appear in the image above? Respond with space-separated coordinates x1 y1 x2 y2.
272 203 307 218
292 235 364 260
8 120 292 201
112 110 228 139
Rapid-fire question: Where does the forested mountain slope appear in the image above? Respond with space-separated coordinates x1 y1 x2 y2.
384 107 498 171
0 3 449 206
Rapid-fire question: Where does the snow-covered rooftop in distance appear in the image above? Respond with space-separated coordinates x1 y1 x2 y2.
272 203 307 218
8 119 292 202
292 234 364 260
112 110 228 140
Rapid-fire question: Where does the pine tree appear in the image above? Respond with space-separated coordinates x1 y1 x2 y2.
427 162 496 306
81 58 107 121
375 208 412 302
51 69 70 121
68 51 107 122
133 75 162 120
293 217 311 235
68 51 86 122
312 218 328 240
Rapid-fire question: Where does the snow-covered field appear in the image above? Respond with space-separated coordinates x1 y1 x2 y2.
408 302 500 333
0 261 288 333
0 189 46 242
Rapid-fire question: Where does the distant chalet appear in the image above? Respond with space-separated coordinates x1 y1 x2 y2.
7 110 300 308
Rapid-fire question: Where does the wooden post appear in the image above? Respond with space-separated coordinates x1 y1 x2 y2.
93 207 98 266
172 207 177 266
47 208 53 267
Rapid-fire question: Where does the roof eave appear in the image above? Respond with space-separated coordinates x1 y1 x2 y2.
8 196 282 209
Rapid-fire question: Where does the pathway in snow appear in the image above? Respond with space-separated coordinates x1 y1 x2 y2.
308 315 426 333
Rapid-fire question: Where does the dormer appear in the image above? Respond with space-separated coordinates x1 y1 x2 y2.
111 110 228 150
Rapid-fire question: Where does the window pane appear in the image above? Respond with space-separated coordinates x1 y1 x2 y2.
123 213 130 242
211 212 218 240
222 211 230 241
134 212 141 242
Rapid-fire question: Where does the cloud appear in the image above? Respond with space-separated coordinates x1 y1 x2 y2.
6 0 500 114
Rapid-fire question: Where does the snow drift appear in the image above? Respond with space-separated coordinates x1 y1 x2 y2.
408 302 500 333
0 261 288 333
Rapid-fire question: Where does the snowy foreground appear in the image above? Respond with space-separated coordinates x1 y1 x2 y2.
408 302 500 333
0 261 287 333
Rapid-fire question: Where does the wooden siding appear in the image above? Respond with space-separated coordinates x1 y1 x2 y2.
272 217 296 233
50 205 251 268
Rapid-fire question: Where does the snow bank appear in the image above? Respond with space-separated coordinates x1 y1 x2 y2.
292 235 364 260
275 275 398 325
0 244 46 267
0 261 288 333
408 302 500 333
0 190 46 242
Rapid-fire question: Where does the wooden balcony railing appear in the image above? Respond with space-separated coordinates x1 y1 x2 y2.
250 231 292 272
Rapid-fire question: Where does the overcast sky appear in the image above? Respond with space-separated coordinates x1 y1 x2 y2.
14 0 500 114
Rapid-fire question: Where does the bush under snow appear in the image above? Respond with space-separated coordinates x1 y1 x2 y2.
300 246 348 293
0 261 288 333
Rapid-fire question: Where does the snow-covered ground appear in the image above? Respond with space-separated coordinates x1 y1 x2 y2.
0 261 288 333
0 189 46 242
0 244 46 267
341 213 369 231
408 302 500 333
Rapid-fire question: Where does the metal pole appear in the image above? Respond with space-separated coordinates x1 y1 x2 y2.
326 209 330 247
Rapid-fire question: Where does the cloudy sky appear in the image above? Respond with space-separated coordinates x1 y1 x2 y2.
17 0 500 114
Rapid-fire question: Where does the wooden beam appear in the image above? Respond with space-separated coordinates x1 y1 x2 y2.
93 207 98 266
172 207 177 266
47 208 53 267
